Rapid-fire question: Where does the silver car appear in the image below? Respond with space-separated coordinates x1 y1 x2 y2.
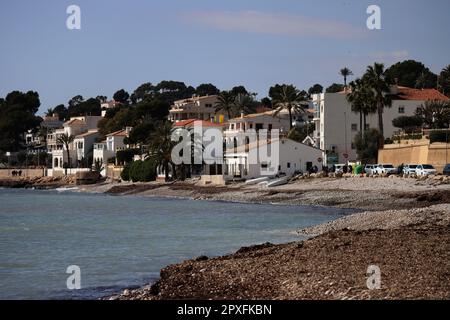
403 164 418 175
416 164 437 176
374 164 397 175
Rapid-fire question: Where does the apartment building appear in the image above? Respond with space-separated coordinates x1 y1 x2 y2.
168 95 227 123
312 86 449 164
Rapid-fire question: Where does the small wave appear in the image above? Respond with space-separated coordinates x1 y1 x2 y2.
55 187 79 192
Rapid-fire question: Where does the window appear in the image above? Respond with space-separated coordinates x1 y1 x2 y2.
351 124 358 131
351 143 356 150
230 124 235 130
256 123 263 131
249 123 253 129
398 106 405 114
287 162 291 168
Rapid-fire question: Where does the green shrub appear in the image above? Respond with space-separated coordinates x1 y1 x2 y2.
121 163 131 181
126 159 157 182
429 130 450 143
129 160 142 182
141 159 156 182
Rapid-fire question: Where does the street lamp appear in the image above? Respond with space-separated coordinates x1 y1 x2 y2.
344 111 348 163
6 152 11 176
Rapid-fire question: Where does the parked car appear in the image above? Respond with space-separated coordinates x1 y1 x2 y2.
416 164 437 176
443 164 450 176
364 164 377 174
403 164 418 175
373 164 397 175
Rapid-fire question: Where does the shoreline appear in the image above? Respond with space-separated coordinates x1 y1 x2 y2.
103 177 450 300
2 176 450 299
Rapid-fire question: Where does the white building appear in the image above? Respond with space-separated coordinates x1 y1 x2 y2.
168 95 227 123
101 100 121 117
312 86 449 164
225 110 291 136
47 116 102 153
73 130 99 164
93 128 131 174
51 130 99 171
224 137 324 180
49 116 103 175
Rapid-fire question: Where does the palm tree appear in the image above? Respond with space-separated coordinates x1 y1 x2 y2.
364 63 392 138
45 108 54 116
347 80 365 140
215 91 237 120
415 71 428 89
147 121 177 182
415 100 450 129
272 84 308 130
234 93 257 115
340 67 353 88
347 79 377 139
56 133 75 169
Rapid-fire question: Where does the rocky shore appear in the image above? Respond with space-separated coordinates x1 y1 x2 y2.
111 225 449 300
99 176 450 300
2 175 449 299
0 176 72 189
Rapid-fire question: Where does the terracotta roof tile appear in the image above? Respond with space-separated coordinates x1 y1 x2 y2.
64 119 85 126
75 130 98 138
173 119 225 128
106 129 128 137
395 87 449 101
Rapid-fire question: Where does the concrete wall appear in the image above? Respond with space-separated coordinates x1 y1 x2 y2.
199 175 226 185
0 168 46 178
378 142 450 172
106 165 123 181
48 168 91 177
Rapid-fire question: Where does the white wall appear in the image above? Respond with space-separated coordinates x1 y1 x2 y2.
225 139 323 179
74 133 99 161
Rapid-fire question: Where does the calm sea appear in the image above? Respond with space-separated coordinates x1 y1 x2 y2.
0 188 351 299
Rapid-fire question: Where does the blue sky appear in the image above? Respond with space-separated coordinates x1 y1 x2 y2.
1 0 449 114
